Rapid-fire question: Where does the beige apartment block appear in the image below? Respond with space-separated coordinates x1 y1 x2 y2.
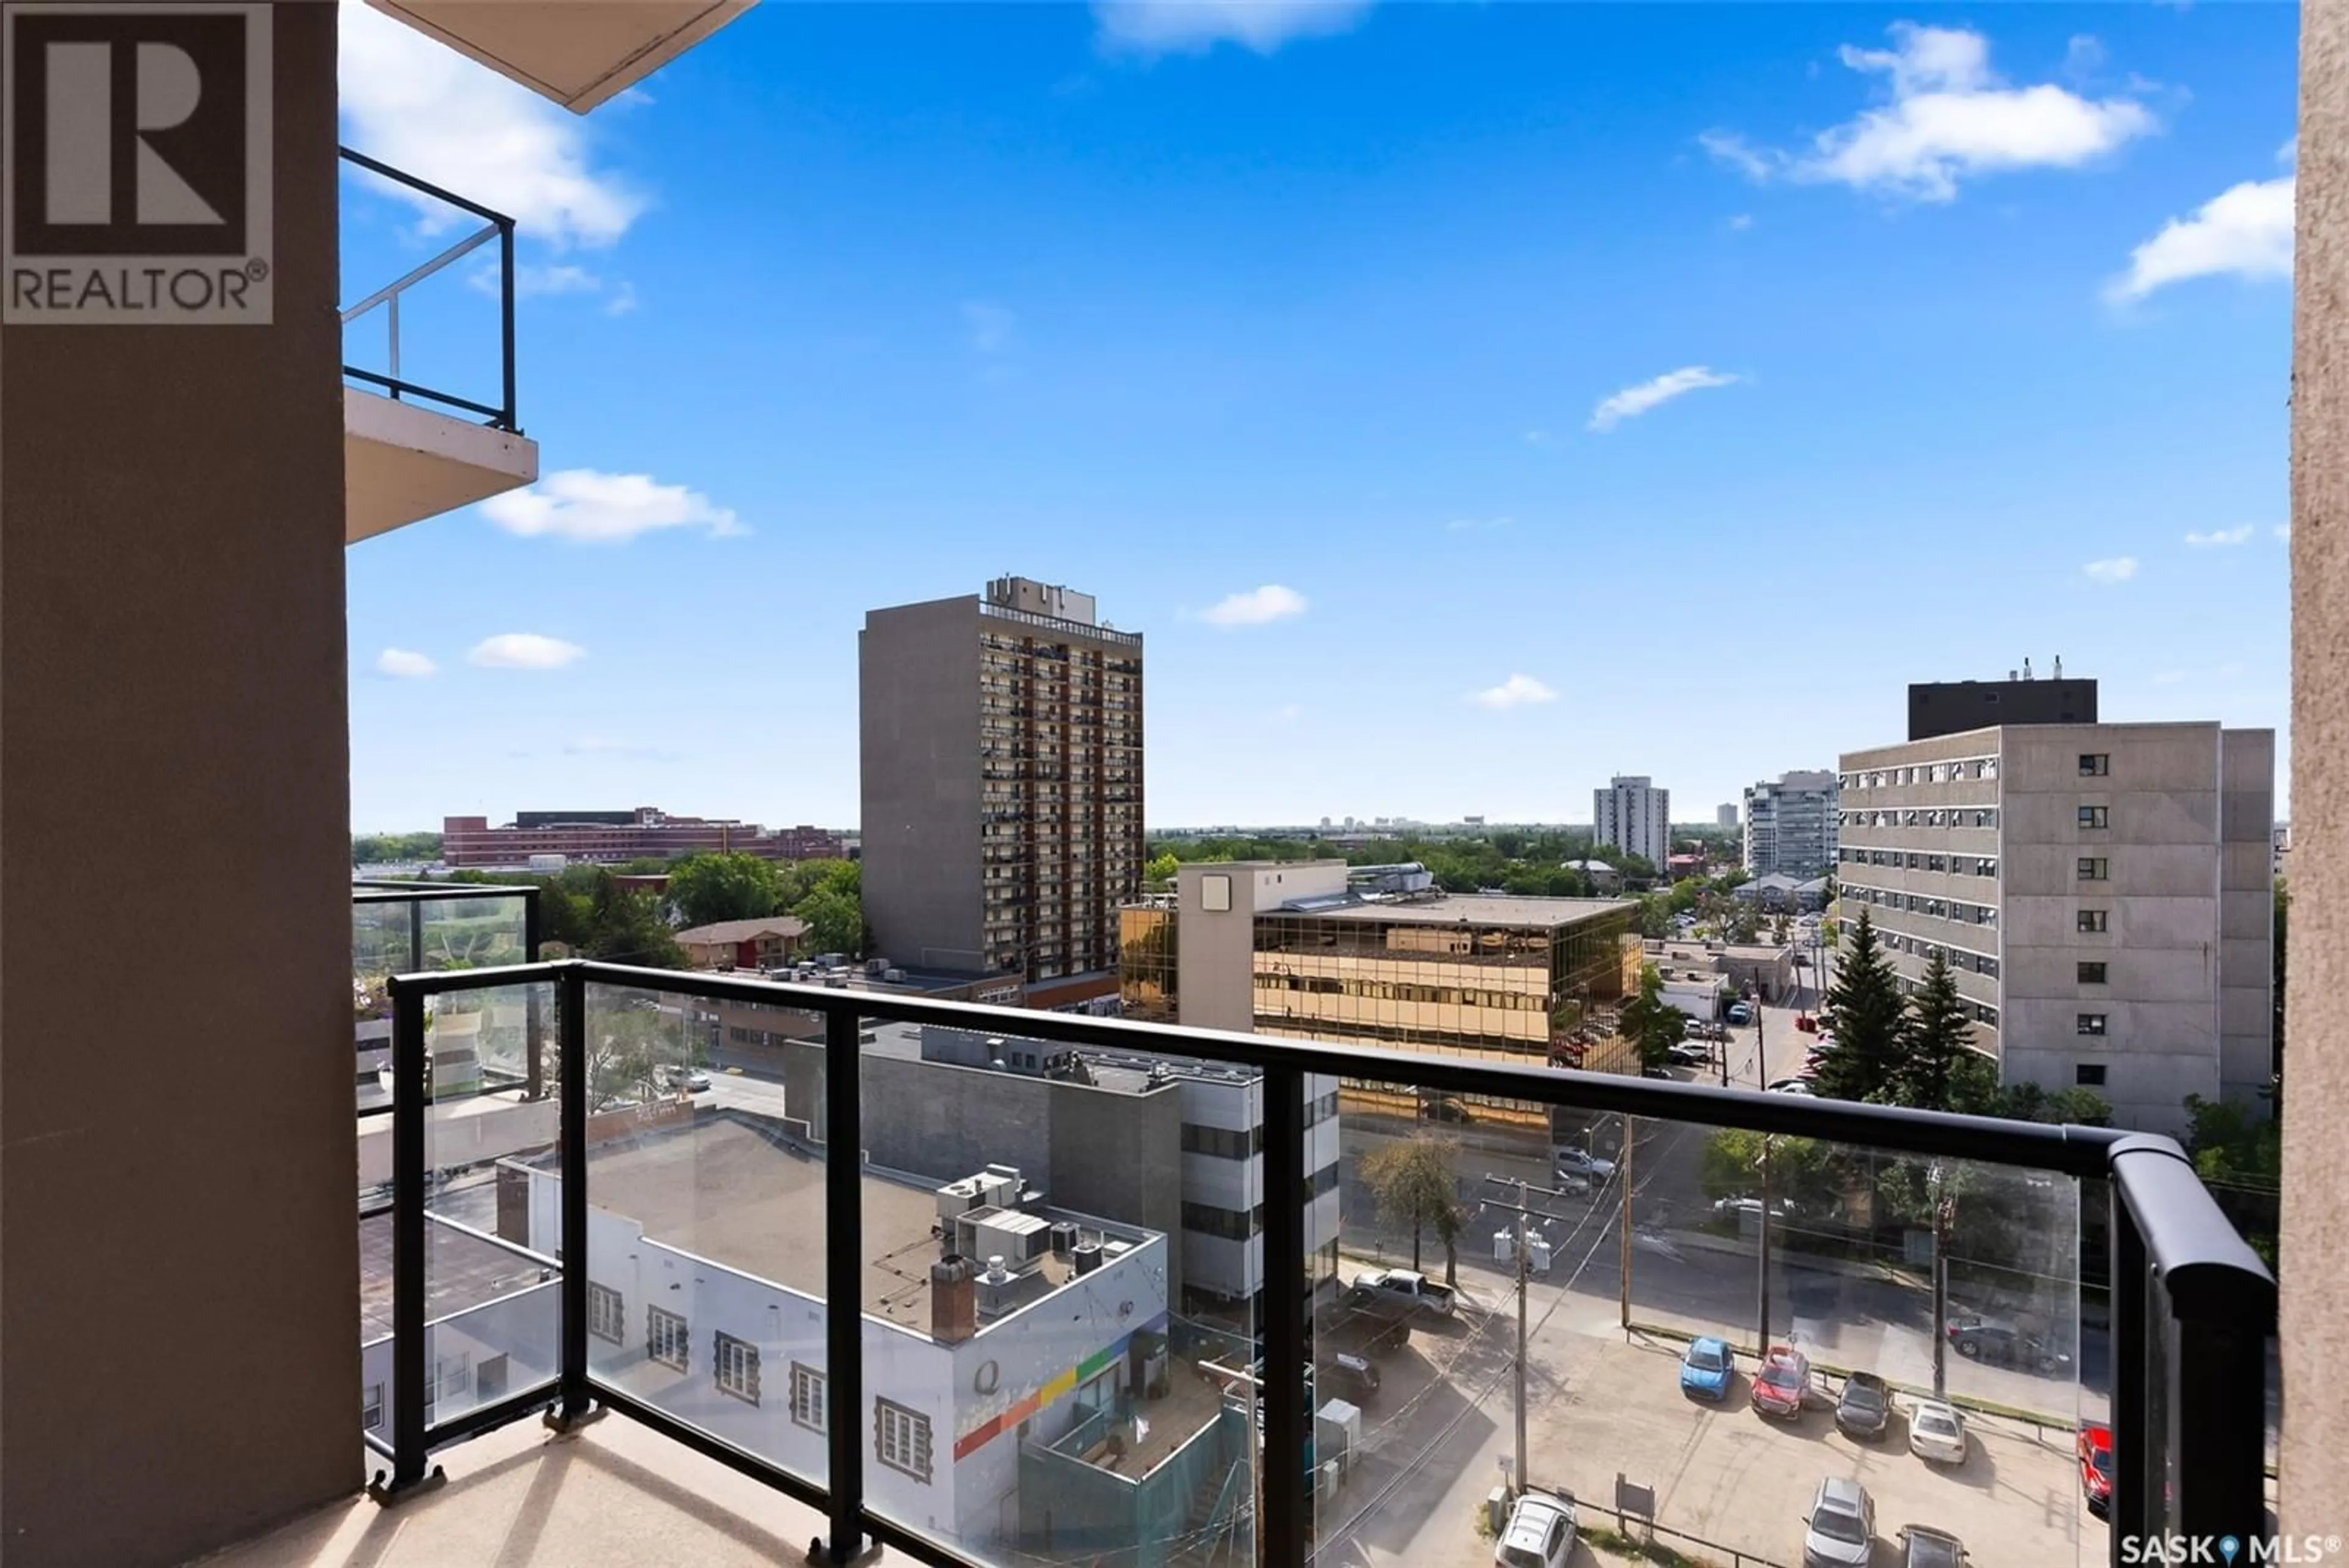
1838 723 2274 1132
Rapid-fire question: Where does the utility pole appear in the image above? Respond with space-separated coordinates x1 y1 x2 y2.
1931 1165 1951 1399
1482 1173 1579 1497
1756 1135 1775 1354
1617 1118 1635 1332
1754 994 1767 1089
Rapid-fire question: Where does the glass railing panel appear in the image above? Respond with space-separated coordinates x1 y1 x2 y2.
857 1020 1256 1568
581 981 830 1488
1303 1079 2092 1568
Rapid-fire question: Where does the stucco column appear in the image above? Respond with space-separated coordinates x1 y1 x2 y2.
0 4 357 1562
2287 0 2347 1532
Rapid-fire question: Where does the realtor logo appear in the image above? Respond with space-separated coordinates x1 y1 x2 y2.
3 3 270 322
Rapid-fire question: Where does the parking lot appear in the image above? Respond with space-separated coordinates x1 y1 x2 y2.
1313 1298 2102 1568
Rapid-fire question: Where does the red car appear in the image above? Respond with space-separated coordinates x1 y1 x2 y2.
1750 1345 1810 1419
2077 1424 2113 1517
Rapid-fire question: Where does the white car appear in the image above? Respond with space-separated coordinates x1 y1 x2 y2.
1494 1490 1577 1568
1908 1400 1969 1464
1767 1079 1817 1096
1554 1146 1617 1180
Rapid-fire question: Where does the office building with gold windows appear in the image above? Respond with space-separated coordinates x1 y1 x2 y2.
1120 861 1644 1126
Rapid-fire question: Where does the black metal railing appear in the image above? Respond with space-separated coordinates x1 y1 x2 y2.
339 147 519 432
372 958 2274 1568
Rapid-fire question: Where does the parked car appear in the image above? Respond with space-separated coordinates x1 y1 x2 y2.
1554 1145 1617 1181
1666 1044 1712 1068
2077 1424 2114 1517
1641 1066 1674 1079
1679 1336 1734 1401
1493 1490 1577 1568
1908 1400 1969 1464
1713 1196 1793 1222
1800 1476 1874 1568
1897 1524 1969 1566
1835 1370 1891 1440
685 1068 711 1092
1728 1002 1754 1025
1319 1351 1380 1406
1947 1314 2069 1371
1419 1093 1474 1124
1767 1079 1817 1096
1751 1345 1809 1419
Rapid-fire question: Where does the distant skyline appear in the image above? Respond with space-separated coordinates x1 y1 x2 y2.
343 4 2293 831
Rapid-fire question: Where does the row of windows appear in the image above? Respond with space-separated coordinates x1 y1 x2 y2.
729 1025 788 1048
1182 1122 1263 1160
1182 1200 1262 1239
1841 808 2001 831
585 1286 933 1482
1841 757 1999 789
1841 847 1999 877
1879 931 2000 978
1260 973 1544 1009
1842 883 1999 927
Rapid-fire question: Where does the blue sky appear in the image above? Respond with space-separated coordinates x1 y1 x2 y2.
340 2 2298 833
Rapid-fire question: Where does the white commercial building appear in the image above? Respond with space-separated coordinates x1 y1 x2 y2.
1836 722 2274 1133
362 1118 1178 1560
1743 770 1840 880
1594 775 1671 869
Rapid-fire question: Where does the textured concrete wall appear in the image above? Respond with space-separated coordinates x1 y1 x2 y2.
2285 0 2346 1528
0 7 355 1561
861 596 985 970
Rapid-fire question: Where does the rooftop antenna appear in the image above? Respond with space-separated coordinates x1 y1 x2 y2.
2054 654 2064 679
2022 656 2034 681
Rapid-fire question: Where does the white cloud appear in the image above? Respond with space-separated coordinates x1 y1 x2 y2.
1201 584 1308 626
1589 366 1739 431
2184 526 2255 547
2153 669 2190 685
604 281 639 317
1727 212 1754 231
2084 555 2139 583
2107 174 2295 302
963 301 1016 354
1704 24 2156 203
339 0 646 246
480 469 745 544
1468 674 1558 710
373 647 438 678
1093 0 1370 56
1521 429 1554 447
1274 703 1304 723
468 633 586 670
1445 516 1512 532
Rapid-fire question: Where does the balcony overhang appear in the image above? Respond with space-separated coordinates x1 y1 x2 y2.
365 0 752 114
346 387 538 544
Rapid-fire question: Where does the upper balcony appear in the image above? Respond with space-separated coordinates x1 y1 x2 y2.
246 940 2275 1568
340 149 538 544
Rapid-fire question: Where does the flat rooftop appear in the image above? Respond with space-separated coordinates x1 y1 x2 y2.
1282 892 1628 927
358 1205 553 1343
574 1113 1144 1336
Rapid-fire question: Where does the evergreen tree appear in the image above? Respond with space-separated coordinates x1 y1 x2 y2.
1815 909 1905 1101
1893 948 1972 1109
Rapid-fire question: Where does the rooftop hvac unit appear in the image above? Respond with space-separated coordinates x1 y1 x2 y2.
1049 1222 1080 1256
976 1255 1022 1318
935 1177 986 1227
885 968 906 983
958 1208 1050 1267
866 957 887 976
1071 1239 1103 1276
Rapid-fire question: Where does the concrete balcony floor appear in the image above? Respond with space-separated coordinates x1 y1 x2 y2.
195 1414 831 1568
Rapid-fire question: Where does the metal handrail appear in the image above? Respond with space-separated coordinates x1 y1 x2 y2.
338 146 518 433
372 957 2276 1568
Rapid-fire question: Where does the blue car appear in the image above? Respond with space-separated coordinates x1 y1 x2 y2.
1679 1336 1734 1400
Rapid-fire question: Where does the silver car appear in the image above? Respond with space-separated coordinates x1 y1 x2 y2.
1802 1476 1873 1568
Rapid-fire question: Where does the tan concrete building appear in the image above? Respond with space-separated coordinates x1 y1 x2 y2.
1837 722 2273 1131
861 576 1143 984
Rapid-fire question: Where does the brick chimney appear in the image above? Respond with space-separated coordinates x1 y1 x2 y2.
932 1254 976 1344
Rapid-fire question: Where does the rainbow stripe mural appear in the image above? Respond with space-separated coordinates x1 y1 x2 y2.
951 1318 1168 1462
